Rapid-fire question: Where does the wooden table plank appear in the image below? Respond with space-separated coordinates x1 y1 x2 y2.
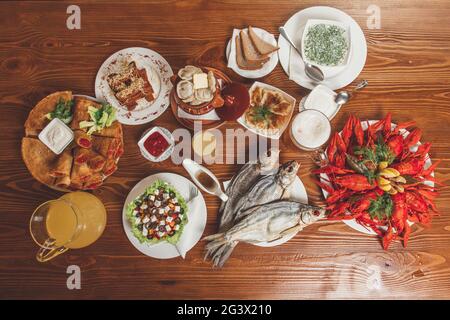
0 0 449 299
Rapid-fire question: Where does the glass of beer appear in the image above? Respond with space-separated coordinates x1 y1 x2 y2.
30 191 107 262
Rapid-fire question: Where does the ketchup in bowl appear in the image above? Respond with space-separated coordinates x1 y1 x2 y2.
143 131 170 157
216 83 250 121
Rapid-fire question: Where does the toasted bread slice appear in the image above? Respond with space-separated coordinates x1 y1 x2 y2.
239 30 270 64
248 26 279 55
235 35 266 71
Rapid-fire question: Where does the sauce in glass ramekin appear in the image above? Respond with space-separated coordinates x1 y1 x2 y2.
143 131 170 157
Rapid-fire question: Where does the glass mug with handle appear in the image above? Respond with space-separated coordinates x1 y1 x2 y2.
30 191 107 262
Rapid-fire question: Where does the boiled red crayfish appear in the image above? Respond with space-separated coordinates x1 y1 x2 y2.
315 113 440 250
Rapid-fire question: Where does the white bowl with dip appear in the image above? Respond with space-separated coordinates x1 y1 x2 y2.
38 118 74 154
138 126 174 162
290 109 331 151
301 19 351 69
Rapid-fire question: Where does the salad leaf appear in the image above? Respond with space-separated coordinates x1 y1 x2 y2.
250 105 273 127
354 136 396 169
45 98 74 124
79 103 117 135
126 180 188 245
369 193 393 220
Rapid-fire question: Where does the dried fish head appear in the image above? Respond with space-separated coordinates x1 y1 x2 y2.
277 160 299 188
204 200 326 266
299 206 326 225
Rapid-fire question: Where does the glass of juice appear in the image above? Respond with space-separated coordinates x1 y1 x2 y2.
30 191 107 262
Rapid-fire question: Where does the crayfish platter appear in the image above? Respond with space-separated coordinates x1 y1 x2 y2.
319 120 434 235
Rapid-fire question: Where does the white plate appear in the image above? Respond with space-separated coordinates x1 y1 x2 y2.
278 6 367 90
237 81 296 139
225 27 279 79
319 121 434 235
222 175 308 247
95 47 173 125
122 173 207 259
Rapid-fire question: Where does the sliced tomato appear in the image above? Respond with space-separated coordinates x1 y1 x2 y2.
77 137 92 149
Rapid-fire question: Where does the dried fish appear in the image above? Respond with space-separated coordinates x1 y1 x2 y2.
218 148 280 232
233 160 300 222
207 160 300 267
205 149 280 261
204 200 325 264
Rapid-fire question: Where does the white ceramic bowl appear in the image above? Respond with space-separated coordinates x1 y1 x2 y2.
237 81 296 140
301 19 351 68
38 118 74 155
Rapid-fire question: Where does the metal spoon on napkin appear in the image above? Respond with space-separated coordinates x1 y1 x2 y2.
279 26 325 82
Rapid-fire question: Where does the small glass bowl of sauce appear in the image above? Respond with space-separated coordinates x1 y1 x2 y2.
138 126 174 162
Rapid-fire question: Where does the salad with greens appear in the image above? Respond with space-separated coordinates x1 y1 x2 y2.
79 103 116 135
304 23 348 66
126 180 188 245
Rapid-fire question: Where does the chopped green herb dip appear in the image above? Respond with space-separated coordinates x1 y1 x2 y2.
304 24 348 66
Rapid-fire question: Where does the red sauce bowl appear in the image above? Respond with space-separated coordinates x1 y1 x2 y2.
138 127 174 162
215 82 250 121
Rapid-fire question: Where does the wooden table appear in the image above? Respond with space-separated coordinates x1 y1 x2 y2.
1 0 449 300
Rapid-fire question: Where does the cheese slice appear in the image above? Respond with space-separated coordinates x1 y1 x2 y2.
193 73 208 89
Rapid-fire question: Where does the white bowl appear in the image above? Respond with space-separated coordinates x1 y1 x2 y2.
237 81 296 140
38 118 74 155
138 126 174 162
301 19 351 68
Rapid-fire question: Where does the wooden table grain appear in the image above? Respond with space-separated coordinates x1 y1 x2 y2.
0 0 449 300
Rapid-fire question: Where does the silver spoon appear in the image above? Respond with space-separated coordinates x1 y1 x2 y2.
279 26 324 82
334 80 368 105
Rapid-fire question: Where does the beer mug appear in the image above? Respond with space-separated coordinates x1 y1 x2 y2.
30 192 107 262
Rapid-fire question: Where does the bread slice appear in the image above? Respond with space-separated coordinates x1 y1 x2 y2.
248 26 279 55
239 30 270 64
235 35 266 70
